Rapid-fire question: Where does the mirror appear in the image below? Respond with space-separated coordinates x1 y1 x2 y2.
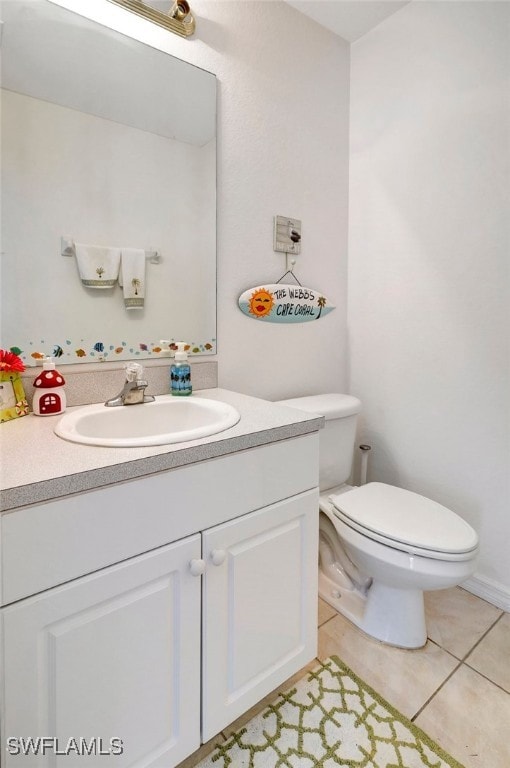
0 0 216 366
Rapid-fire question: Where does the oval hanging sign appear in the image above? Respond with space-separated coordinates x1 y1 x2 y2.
238 284 335 323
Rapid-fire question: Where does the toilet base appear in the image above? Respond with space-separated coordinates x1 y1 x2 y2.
319 572 427 649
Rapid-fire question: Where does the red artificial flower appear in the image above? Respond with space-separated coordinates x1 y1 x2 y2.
0 349 26 373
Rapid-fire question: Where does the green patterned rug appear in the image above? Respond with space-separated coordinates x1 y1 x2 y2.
197 656 464 767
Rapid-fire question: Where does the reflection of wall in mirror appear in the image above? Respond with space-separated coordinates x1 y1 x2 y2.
1 90 216 365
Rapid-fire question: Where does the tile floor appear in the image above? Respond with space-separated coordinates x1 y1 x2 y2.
178 587 510 768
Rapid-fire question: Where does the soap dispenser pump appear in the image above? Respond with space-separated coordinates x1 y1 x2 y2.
170 342 192 396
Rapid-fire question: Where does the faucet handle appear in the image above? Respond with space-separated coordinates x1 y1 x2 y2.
125 362 144 382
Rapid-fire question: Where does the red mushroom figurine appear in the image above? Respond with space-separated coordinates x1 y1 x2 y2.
32 357 67 416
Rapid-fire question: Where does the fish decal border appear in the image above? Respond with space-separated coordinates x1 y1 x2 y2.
9 338 216 365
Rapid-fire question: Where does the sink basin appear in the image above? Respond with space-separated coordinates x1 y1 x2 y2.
55 395 241 447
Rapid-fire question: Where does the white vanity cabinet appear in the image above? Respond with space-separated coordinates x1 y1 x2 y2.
2 536 203 768
0 434 319 767
202 490 317 740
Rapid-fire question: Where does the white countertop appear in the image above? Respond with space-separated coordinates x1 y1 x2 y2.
0 389 323 513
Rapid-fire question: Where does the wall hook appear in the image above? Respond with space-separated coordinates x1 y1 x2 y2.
286 254 297 273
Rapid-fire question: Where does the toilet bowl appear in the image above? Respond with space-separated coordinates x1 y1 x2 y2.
320 483 478 647
277 394 479 648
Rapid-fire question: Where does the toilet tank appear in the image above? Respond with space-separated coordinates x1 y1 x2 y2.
276 394 362 491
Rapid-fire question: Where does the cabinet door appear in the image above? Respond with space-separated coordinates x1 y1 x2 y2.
202 489 318 740
1 537 202 768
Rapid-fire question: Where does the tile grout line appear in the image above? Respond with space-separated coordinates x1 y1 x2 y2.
318 613 338 630
463 664 510 696
411 653 463 722
460 611 504 663
411 613 506 722
462 612 510 695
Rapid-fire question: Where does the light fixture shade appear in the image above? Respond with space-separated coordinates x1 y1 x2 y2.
108 0 196 38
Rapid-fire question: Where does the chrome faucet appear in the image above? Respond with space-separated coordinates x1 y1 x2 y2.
105 363 155 407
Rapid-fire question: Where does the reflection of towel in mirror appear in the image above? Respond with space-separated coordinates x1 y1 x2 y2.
119 249 146 310
75 244 121 288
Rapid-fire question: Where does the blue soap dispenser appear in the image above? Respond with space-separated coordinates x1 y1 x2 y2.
171 342 192 396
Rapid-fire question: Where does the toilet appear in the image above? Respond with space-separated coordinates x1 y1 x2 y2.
277 394 479 648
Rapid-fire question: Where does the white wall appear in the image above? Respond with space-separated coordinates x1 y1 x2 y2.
349 2 510 604
190 0 350 400
52 0 351 399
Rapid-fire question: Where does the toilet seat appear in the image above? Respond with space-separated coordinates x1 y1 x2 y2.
328 482 479 561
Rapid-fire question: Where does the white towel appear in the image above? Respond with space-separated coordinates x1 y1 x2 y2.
119 248 146 309
75 243 121 289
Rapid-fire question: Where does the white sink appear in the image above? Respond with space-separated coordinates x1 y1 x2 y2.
55 395 240 447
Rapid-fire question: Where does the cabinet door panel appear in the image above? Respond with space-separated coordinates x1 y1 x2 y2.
202 490 318 740
1 538 201 768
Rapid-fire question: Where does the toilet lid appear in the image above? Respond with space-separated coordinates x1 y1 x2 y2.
329 483 478 554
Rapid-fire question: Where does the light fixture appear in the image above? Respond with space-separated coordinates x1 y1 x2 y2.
108 0 196 38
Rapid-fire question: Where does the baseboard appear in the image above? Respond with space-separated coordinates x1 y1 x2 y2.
461 574 510 612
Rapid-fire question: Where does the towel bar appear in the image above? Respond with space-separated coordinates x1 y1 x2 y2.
60 237 161 264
